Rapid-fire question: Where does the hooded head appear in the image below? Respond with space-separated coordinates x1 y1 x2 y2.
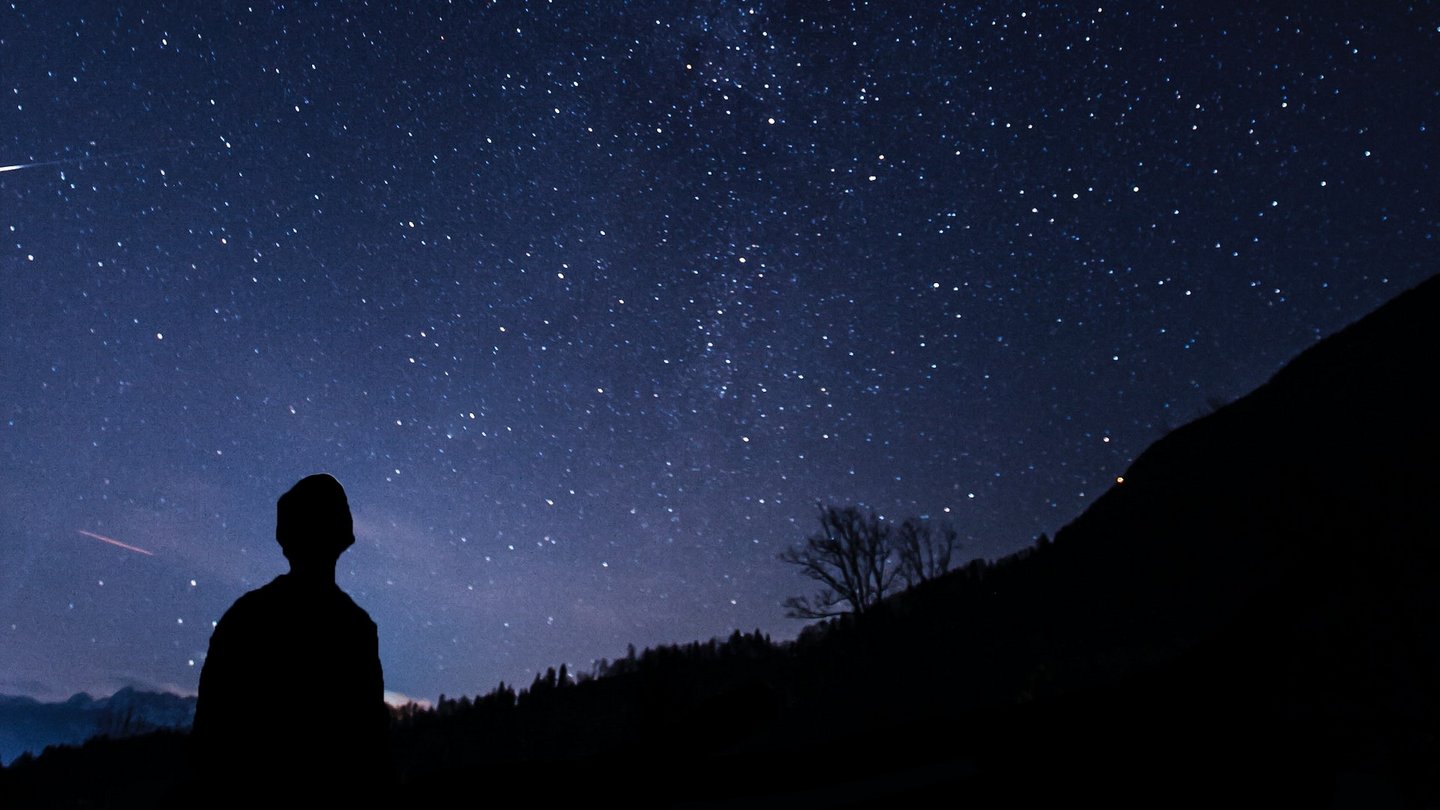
275 473 354 566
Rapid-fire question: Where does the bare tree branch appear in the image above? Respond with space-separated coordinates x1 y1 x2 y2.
896 518 958 588
780 504 898 618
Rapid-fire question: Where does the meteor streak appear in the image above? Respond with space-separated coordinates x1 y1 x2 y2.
1 158 86 174
78 529 154 556
1 144 193 175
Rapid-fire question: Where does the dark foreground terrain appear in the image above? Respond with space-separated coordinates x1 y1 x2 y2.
4 275 1437 807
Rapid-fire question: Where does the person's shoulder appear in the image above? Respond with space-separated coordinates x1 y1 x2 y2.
218 577 285 617
332 587 378 629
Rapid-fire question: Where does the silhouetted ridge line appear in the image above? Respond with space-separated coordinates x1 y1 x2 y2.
366 271 1440 806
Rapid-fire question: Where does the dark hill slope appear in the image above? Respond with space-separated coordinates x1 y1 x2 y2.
848 273 1440 804
390 274 1440 805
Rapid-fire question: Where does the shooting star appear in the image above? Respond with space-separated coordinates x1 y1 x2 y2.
1 157 95 174
78 529 154 557
1 144 194 175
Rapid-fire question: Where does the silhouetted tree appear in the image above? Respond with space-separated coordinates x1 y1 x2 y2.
895 517 958 587
780 504 898 618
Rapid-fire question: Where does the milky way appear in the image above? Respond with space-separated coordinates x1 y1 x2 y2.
1 2 1435 703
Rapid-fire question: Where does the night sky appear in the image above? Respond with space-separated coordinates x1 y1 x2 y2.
2 2 1435 705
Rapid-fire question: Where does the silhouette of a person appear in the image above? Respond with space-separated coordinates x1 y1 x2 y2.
192 473 388 799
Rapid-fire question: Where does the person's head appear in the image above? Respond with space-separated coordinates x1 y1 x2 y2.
275 473 354 568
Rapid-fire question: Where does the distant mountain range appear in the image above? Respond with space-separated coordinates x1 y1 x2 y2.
0 688 194 765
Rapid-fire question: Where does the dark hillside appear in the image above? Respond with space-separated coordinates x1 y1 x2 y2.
866 272 1440 804
390 274 1440 805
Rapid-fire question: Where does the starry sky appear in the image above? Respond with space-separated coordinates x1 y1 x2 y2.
1 1 1436 704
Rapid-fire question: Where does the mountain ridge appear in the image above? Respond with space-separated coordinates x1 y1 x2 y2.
0 688 195 766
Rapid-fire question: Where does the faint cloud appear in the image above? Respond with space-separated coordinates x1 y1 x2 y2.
384 689 431 709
